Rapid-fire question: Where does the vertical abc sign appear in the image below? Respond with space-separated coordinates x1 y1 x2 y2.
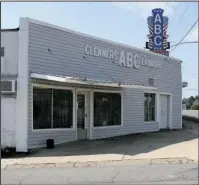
146 8 170 51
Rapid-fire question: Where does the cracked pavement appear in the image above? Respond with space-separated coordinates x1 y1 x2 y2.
2 163 198 184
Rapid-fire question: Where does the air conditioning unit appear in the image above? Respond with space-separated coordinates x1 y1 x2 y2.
182 82 188 88
1 80 16 93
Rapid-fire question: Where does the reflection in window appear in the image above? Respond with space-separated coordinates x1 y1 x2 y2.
144 93 155 122
94 92 121 127
33 87 73 129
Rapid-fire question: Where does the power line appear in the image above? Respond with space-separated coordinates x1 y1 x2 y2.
184 89 198 91
178 3 188 23
170 18 199 52
164 2 168 9
170 41 199 47
174 2 180 12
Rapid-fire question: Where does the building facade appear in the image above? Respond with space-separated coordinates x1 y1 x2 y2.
1 18 182 152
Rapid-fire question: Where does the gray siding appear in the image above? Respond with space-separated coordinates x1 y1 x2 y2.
27 21 182 148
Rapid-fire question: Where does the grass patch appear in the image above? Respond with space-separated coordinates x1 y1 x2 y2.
182 115 199 123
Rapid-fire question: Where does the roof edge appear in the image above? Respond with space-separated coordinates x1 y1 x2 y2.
26 17 181 63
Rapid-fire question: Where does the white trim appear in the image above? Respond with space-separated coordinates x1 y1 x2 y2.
158 92 172 129
31 73 119 87
16 18 29 152
31 83 76 132
90 90 94 140
92 90 124 129
143 91 158 123
93 89 123 94
144 121 158 124
27 18 181 63
31 73 157 90
76 90 89 140
93 125 123 130
32 83 74 90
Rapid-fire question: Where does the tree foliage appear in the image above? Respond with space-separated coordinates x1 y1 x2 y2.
182 95 199 110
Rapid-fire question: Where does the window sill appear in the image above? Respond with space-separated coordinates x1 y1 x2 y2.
93 125 123 129
32 128 75 132
144 121 157 124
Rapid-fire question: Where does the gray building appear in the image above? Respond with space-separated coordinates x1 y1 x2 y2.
1 18 182 152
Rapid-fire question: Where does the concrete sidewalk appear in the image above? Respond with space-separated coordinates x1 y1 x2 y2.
2 127 198 169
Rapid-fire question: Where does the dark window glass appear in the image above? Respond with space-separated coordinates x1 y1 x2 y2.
144 93 155 122
33 87 73 130
94 92 121 127
53 89 73 128
33 87 52 129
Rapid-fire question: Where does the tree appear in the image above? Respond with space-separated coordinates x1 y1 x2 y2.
191 104 199 110
189 96 195 104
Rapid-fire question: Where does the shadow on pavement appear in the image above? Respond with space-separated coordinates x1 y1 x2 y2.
23 120 198 158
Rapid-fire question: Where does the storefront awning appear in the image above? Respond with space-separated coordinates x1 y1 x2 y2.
30 73 157 90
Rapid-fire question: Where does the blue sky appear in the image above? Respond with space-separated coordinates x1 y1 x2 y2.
1 2 198 98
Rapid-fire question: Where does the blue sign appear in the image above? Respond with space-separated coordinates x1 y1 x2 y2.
146 8 170 54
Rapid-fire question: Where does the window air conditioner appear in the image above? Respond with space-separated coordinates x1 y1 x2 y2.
1 80 16 93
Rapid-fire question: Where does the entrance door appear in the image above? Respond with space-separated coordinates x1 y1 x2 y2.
159 95 168 129
77 93 87 140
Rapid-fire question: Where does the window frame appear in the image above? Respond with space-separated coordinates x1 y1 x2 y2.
32 83 76 131
92 89 123 129
144 91 157 123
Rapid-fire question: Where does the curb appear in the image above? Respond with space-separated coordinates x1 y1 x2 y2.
2 157 197 170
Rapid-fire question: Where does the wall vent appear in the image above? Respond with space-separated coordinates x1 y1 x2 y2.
148 78 154 86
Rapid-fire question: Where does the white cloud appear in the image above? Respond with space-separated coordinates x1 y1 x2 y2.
112 2 178 19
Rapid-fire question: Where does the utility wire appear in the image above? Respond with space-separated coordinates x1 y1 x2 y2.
178 3 188 23
184 89 198 91
164 2 168 9
170 18 199 52
174 2 180 13
170 41 199 47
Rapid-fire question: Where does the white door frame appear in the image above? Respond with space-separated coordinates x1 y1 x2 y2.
76 88 91 140
158 92 172 129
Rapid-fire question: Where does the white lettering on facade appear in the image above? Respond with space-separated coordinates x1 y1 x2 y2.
126 52 133 68
119 50 126 67
133 54 140 69
84 45 162 69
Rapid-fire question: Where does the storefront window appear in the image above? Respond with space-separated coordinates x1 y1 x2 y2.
144 93 155 122
94 92 121 127
33 87 73 129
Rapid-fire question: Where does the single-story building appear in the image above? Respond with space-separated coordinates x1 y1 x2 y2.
1 18 182 152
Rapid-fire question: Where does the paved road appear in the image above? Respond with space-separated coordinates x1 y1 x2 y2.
2 163 198 184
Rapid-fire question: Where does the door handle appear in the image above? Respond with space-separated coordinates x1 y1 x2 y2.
161 110 163 115
85 113 87 117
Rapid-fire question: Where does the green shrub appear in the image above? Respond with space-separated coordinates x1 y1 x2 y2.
191 105 199 110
